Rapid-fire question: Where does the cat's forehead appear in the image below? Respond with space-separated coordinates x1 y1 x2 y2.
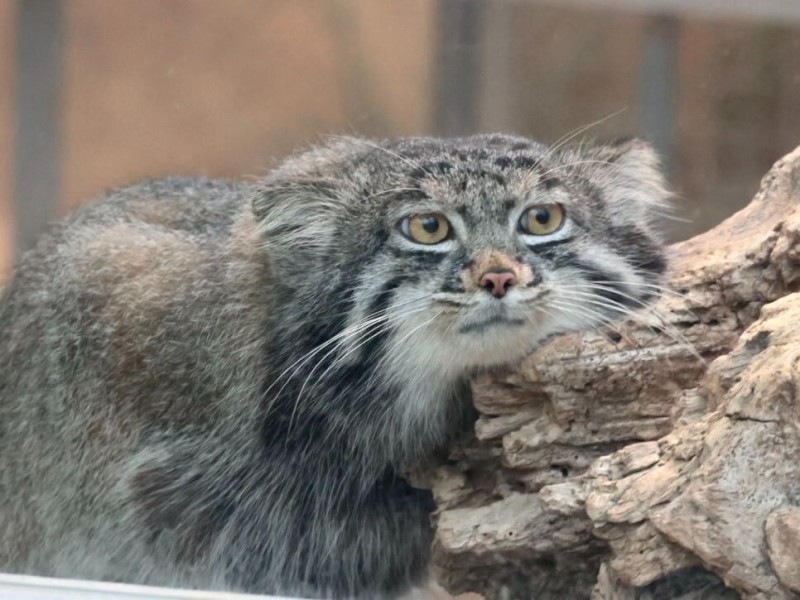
379 135 552 178
356 136 561 209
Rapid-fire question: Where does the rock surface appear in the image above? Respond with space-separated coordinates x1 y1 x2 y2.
430 146 800 599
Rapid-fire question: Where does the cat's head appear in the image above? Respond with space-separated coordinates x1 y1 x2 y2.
253 134 669 377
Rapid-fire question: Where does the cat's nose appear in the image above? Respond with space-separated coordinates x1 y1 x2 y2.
479 269 517 298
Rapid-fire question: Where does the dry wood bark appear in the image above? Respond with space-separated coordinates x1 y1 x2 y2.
428 146 800 600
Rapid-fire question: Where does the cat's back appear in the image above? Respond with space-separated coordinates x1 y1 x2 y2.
1 175 253 298
0 177 270 574
0 174 270 424
0 176 260 372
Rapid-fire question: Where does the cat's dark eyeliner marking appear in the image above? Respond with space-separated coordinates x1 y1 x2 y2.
525 237 573 251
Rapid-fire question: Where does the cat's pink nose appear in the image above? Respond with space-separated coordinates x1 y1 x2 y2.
479 270 517 298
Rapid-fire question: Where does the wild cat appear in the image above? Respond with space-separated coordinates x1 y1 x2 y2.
0 134 668 598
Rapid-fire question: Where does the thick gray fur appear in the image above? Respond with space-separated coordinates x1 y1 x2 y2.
0 134 669 598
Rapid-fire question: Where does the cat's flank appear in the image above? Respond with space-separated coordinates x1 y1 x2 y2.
0 135 668 598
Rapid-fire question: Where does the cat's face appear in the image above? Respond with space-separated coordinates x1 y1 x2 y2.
255 134 668 378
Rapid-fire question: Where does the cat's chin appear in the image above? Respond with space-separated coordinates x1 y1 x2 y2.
431 324 546 371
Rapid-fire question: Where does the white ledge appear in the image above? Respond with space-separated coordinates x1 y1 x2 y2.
0 573 300 600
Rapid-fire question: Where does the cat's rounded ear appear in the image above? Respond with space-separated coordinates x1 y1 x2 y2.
596 138 671 226
252 178 342 261
252 137 367 261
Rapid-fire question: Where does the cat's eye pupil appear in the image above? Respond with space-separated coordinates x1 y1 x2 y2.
519 203 565 236
421 217 440 233
400 213 450 244
534 209 550 225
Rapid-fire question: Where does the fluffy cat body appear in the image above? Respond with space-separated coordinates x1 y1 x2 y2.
0 135 668 598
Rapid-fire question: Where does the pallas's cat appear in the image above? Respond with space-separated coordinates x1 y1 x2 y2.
0 135 668 598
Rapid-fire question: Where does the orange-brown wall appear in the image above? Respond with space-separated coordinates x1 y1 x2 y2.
2 1 799 282
62 0 433 209
1 0 434 279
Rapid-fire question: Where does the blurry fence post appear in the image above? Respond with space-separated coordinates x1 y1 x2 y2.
477 0 517 133
640 14 679 173
433 0 485 136
12 0 63 254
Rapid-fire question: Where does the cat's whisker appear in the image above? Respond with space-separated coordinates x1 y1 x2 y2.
524 297 647 359
573 283 686 333
431 292 480 308
290 304 432 408
364 187 426 200
261 296 433 408
544 298 634 345
536 159 623 180
442 301 468 338
262 315 389 403
282 302 440 436
371 312 442 386
517 288 551 306
376 311 448 448
586 278 692 302
561 286 664 325
560 287 701 359
544 297 618 332
315 311 444 453
535 108 627 166
555 299 661 353
330 135 423 171
356 310 444 386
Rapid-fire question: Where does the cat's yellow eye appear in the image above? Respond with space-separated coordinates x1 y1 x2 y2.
519 203 565 236
400 213 451 245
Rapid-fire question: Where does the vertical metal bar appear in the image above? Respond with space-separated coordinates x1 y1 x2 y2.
640 14 679 173
433 0 485 136
12 0 63 254
477 0 516 132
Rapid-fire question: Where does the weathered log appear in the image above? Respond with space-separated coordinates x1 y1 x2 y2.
430 146 800 599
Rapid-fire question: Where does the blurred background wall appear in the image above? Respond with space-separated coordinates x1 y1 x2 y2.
1 0 799 281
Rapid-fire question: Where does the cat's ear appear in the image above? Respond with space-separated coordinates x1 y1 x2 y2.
252 137 366 261
596 138 671 225
252 178 344 263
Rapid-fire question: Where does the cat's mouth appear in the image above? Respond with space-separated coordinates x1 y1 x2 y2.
458 314 526 334
430 288 548 336
432 287 549 308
